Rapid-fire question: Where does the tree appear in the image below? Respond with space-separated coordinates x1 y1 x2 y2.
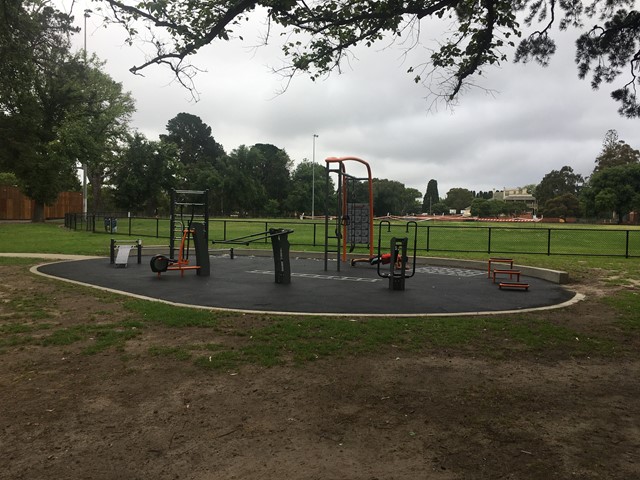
422 179 439 213
470 198 509 217
431 201 450 215
101 1 640 117
583 164 640 223
444 188 473 212
542 193 582 218
535 166 584 214
111 133 178 214
162 113 225 168
57 59 136 212
251 143 293 213
593 129 640 174
372 179 418 216
0 172 18 186
285 160 335 215
222 145 268 216
474 191 493 199
160 113 226 212
402 188 423 215
0 2 83 221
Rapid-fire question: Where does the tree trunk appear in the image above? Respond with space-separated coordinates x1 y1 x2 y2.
90 173 103 213
32 202 45 222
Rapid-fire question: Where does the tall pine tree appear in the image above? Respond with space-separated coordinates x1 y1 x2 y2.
422 179 439 214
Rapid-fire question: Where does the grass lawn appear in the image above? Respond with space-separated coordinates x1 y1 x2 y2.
2 221 640 479
1 220 639 362
57 215 640 258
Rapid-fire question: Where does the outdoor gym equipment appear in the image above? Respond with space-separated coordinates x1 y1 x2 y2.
150 189 210 278
151 222 209 277
492 269 521 284
170 189 209 259
110 238 142 267
324 156 374 271
487 257 514 278
498 282 530 291
375 220 418 290
487 257 530 291
212 228 294 284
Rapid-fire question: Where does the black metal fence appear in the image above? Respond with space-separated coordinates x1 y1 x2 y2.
64 213 640 258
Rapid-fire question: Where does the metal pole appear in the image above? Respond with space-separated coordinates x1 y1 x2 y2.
82 10 91 219
312 134 318 219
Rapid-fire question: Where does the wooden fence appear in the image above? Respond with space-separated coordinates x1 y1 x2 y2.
0 186 82 220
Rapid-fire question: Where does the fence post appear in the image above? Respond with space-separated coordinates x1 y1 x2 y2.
547 229 552 256
128 215 132 236
110 238 116 264
313 222 317 247
426 225 430 252
156 217 159 238
626 230 630 258
487 227 492 254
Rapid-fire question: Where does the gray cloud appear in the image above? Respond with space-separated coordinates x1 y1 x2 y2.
65 1 640 199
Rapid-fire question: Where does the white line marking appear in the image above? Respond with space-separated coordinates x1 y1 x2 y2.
247 270 381 283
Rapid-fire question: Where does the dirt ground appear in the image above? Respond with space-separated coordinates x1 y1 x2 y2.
1 262 639 480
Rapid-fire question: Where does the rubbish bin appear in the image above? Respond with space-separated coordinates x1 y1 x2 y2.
104 217 118 233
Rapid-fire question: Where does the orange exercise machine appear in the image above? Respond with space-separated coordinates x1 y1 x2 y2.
150 189 210 278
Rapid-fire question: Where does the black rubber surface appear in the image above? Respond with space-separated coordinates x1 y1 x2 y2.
37 255 576 315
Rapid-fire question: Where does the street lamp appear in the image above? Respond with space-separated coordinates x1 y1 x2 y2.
311 134 318 219
82 9 91 218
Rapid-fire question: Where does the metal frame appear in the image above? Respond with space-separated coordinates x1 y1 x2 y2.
169 189 209 259
376 220 418 290
324 157 374 271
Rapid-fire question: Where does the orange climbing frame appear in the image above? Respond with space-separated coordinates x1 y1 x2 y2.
325 156 375 262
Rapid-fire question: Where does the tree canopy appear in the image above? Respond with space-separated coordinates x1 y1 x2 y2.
111 132 178 214
422 179 439 213
100 0 640 116
583 163 640 222
594 129 640 174
59 58 136 212
0 1 83 220
534 166 584 214
445 187 473 212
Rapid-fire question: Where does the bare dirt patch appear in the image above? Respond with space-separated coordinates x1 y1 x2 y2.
1 263 639 479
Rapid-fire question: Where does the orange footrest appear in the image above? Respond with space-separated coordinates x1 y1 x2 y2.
498 282 529 291
493 269 521 283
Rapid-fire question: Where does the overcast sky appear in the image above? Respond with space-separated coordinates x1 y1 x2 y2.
59 1 640 200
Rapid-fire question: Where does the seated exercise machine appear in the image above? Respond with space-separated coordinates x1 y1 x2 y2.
375 220 418 291
150 189 210 278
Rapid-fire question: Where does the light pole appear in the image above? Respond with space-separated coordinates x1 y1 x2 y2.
311 134 318 219
82 9 91 218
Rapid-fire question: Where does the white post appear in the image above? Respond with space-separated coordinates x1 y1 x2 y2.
311 134 318 219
